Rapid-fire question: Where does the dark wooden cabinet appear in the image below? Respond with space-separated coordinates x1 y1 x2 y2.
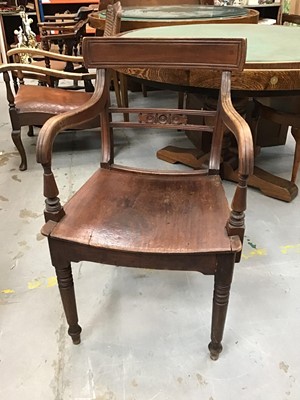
245 3 280 20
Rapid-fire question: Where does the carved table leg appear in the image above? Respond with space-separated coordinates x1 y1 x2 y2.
54 261 82 344
209 254 235 361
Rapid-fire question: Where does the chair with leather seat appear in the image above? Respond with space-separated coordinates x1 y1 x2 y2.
40 6 98 92
37 36 253 360
0 55 97 171
38 4 98 56
0 2 122 171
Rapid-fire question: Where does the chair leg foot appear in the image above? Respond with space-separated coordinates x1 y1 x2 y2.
11 129 27 171
55 262 81 345
208 342 223 361
27 126 34 137
209 254 235 360
68 324 82 345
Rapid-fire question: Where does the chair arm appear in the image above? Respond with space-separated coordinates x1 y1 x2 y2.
0 63 94 81
43 13 77 20
39 19 87 32
220 72 254 178
219 72 254 248
7 48 84 64
36 69 106 166
37 17 76 28
36 69 107 222
39 20 77 27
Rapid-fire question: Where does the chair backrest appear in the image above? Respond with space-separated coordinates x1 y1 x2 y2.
83 37 245 71
82 36 248 175
103 1 122 36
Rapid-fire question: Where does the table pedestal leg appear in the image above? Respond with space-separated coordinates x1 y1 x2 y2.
156 94 298 202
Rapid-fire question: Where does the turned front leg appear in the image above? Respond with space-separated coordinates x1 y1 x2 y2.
209 254 235 360
55 262 82 344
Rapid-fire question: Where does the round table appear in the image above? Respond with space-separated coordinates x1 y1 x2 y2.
121 24 300 201
89 5 259 32
122 24 300 93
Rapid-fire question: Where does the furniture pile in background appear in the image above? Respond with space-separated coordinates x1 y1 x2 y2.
0 2 122 171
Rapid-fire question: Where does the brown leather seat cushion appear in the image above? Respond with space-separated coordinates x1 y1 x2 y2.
15 84 92 114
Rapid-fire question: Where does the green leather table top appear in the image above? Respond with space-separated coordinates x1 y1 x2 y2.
124 24 300 68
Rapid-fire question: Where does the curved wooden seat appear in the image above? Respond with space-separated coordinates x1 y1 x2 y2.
46 169 234 257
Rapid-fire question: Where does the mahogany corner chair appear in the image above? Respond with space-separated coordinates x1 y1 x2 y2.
0 2 122 171
37 36 253 360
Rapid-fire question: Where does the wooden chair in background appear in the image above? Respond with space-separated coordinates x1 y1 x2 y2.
0 2 122 171
37 36 253 360
101 0 214 115
38 6 96 59
0 52 97 171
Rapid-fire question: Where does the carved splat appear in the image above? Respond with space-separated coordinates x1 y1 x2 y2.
138 112 188 125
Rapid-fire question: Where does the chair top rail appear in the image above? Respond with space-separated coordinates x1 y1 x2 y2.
82 37 247 72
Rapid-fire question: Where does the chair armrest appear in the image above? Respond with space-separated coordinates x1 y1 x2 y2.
219 72 254 250
7 48 84 64
36 69 106 166
36 69 107 222
220 72 254 178
39 19 87 32
43 13 77 21
0 62 95 81
39 20 77 27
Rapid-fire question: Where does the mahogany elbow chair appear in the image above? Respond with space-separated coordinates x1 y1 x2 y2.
0 2 122 171
37 36 253 360
0 51 98 171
